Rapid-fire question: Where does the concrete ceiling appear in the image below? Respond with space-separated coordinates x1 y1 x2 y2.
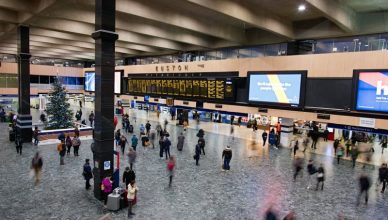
0 0 387 61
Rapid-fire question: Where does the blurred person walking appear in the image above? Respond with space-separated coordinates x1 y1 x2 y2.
378 163 388 193
31 152 43 186
164 136 171 159
194 142 201 166
336 144 344 164
293 157 303 181
315 164 325 190
115 129 121 147
262 130 268 146
119 135 128 155
357 173 371 205
15 134 23 155
381 136 387 154
351 145 359 168
145 121 151 135
306 159 316 189
127 147 137 170
131 134 138 151
159 136 165 158
33 126 39 146
167 156 175 187
149 129 156 148
57 140 66 165
293 140 299 157
198 137 206 155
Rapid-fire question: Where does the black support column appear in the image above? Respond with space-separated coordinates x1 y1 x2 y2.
91 0 118 199
17 26 32 142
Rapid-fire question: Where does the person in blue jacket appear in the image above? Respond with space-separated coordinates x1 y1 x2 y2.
131 135 138 151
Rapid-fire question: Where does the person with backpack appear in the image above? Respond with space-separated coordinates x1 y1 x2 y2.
222 146 232 170
65 135 72 156
115 129 121 147
33 126 39 146
293 157 303 181
378 163 388 193
315 164 325 190
198 138 206 155
57 140 66 165
31 152 43 186
72 135 81 156
149 129 156 148
167 156 175 187
131 134 138 151
83 159 93 190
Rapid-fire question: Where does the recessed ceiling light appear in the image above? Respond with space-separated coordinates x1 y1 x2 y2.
298 4 306 12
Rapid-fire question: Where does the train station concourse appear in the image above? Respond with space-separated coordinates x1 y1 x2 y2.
0 0 388 219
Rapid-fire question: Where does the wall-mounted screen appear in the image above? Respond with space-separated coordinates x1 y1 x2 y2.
354 71 388 113
114 71 121 94
248 71 306 107
85 72 95 92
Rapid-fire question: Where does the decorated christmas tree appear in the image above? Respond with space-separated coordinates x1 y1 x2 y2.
45 78 73 129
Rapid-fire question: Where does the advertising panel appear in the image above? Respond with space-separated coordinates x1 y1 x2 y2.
355 71 388 113
85 72 95 92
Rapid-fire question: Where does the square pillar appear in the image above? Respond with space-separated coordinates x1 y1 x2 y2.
91 0 118 200
17 25 32 142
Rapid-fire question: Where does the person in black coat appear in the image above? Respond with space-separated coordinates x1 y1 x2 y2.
194 143 201 166
315 164 325 190
357 173 371 205
123 167 136 189
222 146 232 170
198 138 206 155
262 131 268 146
83 159 93 190
378 163 388 193
159 136 164 158
164 137 171 159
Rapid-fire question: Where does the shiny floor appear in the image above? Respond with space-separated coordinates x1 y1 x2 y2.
0 103 386 219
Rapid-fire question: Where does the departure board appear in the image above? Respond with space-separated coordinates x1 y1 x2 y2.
216 79 225 99
127 78 235 101
207 79 216 99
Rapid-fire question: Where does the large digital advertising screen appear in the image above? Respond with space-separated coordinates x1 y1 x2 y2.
85 72 95 92
248 72 306 107
355 71 388 113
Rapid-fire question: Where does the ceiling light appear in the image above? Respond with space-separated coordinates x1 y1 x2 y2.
298 4 306 11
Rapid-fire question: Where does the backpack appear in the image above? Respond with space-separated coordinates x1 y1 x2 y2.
57 143 63 152
167 162 175 171
72 138 81 146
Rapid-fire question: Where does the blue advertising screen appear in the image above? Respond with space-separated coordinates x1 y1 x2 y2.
248 73 303 106
356 71 388 113
85 72 95 92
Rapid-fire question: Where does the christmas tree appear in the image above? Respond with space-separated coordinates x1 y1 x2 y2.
45 78 73 129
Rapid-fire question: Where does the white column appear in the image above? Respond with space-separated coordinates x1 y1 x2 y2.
279 118 294 148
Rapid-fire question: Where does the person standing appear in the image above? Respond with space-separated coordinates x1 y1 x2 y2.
31 152 43 186
101 176 113 206
119 135 128 155
315 164 325 190
351 145 359 168
159 136 165 158
89 111 95 127
33 126 39 146
15 135 23 155
336 144 344 164
57 140 66 165
177 132 185 151
164 136 171 160
222 146 233 170
65 135 72 156
83 159 93 190
131 135 138 151
357 173 371 206
74 126 80 137
262 130 268 146
378 163 388 193
123 167 136 189
127 180 138 217
115 129 121 147
381 136 387 154
323 129 329 142
156 123 162 137
167 156 175 187
145 121 151 135
194 142 201 166
127 147 137 170
72 135 81 156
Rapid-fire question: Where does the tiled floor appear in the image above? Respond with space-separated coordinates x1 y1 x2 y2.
0 104 385 219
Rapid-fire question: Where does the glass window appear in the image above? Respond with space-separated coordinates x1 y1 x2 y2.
49 76 57 84
67 77 76 85
30 75 39 84
40 76 49 84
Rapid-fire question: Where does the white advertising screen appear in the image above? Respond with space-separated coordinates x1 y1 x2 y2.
115 71 121 94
